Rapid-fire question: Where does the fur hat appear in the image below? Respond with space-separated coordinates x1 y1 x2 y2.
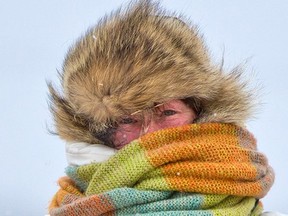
49 0 255 144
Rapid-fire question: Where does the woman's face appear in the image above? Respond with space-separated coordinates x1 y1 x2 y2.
114 99 197 149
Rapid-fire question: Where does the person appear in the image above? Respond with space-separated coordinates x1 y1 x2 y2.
48 0 277 215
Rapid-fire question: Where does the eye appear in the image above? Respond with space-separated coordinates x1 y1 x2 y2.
120 117 137 124
162 110 177 116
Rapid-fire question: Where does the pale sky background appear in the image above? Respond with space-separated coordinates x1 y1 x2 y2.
0 0 287 215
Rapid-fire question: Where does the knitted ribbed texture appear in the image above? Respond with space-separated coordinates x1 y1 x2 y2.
49 123 274 215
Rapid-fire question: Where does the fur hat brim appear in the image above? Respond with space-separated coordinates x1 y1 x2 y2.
49 0 255 144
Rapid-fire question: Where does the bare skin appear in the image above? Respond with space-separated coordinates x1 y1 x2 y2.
114 99 197 149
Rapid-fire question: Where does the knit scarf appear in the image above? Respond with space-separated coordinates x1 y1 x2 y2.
49 123 274 216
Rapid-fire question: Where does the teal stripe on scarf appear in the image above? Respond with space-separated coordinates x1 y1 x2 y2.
66 166 88 191
102 188 209 215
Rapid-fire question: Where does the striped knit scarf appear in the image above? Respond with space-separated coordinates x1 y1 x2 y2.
49 123 274 216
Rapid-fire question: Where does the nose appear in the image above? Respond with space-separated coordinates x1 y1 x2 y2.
141 118 162 135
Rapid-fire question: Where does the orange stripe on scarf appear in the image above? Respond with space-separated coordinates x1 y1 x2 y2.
138 123 273 198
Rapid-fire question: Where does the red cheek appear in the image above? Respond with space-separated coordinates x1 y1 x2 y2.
158 120 183 129
159 114 194 128
114 126 141 149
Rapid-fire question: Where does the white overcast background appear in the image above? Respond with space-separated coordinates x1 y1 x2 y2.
0 1 287 215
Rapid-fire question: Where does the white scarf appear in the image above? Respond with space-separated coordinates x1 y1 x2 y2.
65 142 117 166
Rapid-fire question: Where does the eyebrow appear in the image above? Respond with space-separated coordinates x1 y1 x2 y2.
154 102 164 107
130 102 164 116
130 110 142 116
